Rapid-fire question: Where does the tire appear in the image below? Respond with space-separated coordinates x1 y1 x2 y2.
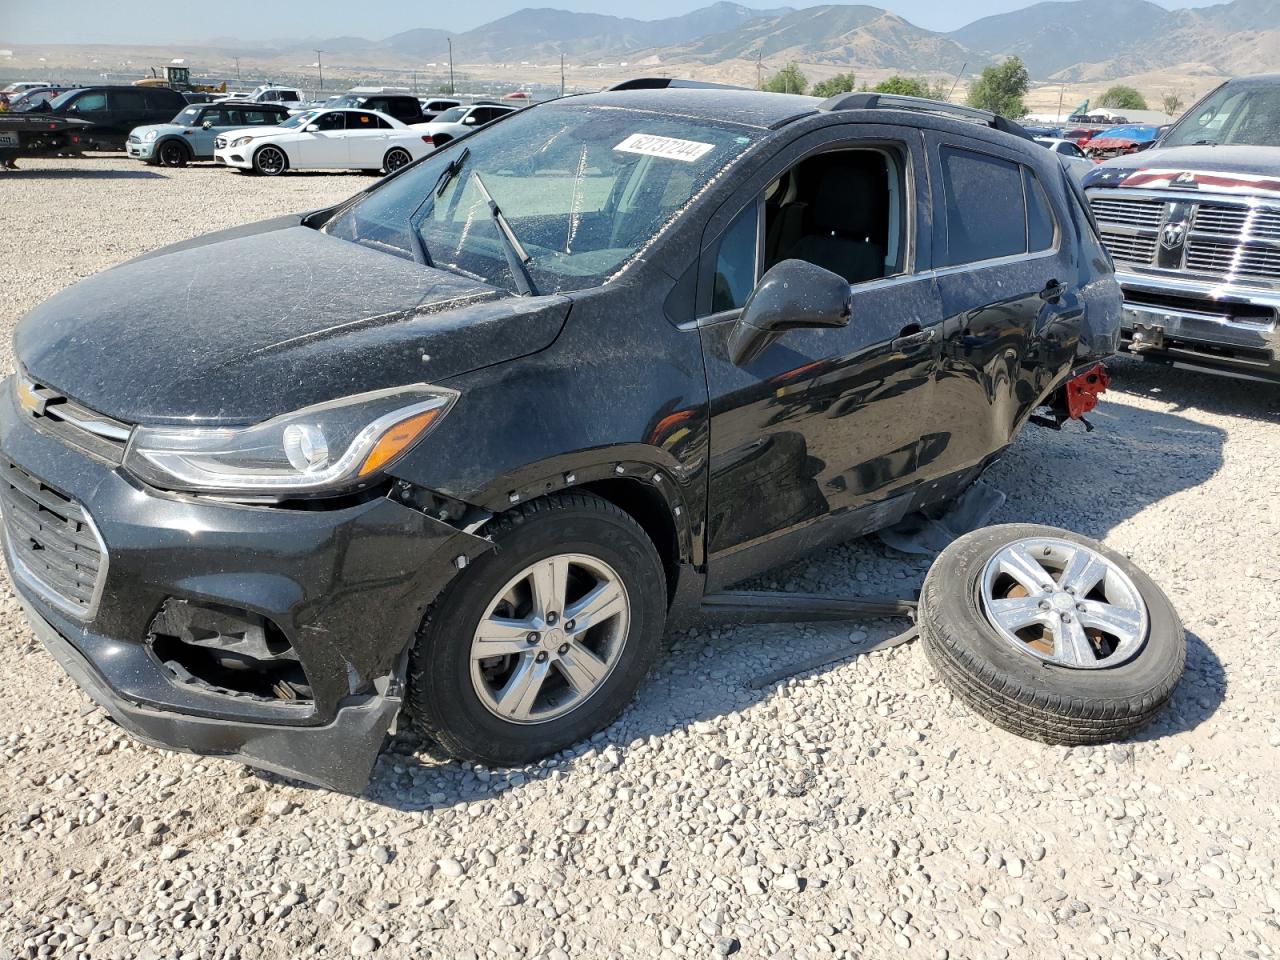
920 523 1184 744
158 140 191 167
253 144 287 176
407 492 667 766
383 147 412 174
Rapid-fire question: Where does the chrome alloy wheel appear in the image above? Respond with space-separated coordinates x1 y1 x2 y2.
980 537 1149 669
256 145 286 175
384 148 412 172
469 554 630 723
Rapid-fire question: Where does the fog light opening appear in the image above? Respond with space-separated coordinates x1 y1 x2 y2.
148 599 314 702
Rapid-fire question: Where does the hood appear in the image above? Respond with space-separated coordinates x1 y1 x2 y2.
16 225 571 426
218 125 291 139
1086 144 1280 191
132 123 183 136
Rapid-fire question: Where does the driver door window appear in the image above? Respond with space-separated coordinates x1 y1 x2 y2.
68 91 107 114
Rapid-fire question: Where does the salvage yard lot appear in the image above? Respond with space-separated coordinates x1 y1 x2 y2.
1 156 1279 960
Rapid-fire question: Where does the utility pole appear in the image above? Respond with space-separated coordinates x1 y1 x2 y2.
448 39 456 95
756 48 763 90
412 69 417 94
560 54 565 97
315 50 324 91
233 57 240 81
1057 82 1066 122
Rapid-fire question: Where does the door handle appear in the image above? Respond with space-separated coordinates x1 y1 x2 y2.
891 327 937 352
1040 279 1066 303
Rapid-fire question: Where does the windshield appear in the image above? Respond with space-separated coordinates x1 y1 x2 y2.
329 95 363 108
435 106 469 123
324 103 765 295
174 106 202 125
47 89 86 111
1163 83 1280 148
279 111 318 129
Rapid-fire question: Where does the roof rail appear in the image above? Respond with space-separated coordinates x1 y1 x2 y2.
819 92 1033 141
607 77 747 92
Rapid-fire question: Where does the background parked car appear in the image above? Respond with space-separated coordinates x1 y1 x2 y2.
214 108 431 175
128 101 291 166
219 85 305 110
38 85 188 151
1034 136 1087 159
418 97 462 121
1083 124 1161 161
326 92 423 124
6 86 72 112
413 102 518 147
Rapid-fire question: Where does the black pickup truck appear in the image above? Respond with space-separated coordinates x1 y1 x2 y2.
1084 74 1280 384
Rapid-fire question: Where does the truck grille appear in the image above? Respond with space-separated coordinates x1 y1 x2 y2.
1 461 107 618
1088 191 1280 285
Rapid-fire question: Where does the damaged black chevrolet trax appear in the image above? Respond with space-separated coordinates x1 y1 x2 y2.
2 86 1121 791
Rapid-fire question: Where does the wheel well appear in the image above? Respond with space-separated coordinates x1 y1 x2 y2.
160 137 190 155
579 478 680 603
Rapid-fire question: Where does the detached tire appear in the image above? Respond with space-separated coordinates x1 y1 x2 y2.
920 524 1184 744
407 492 667 766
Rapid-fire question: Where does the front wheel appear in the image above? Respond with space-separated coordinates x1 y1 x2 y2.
158 140 191 167
383 147 412 174
407 492 667 766
920 524 1185 744
253 144 287 176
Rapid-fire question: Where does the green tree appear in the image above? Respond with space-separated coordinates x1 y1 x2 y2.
1161 92 1184 117
872 75 931 98
1098 84 1148 111
762 63 808 96
966 56 1030 118
811 72 856 99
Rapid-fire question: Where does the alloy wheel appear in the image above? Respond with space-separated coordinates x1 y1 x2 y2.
385 148 411 172
979 537 1149 669
469 553 630 724
256 146 286 175
160 142 188 167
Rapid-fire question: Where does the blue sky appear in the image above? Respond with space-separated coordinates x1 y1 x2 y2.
3 0 1219 45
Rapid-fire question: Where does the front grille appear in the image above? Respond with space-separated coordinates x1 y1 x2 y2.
1098 227 1157 266
1185 238 1280 281
1089 191 1280 286
1 461 106 618
14 376 129 464
1090 196 1166 229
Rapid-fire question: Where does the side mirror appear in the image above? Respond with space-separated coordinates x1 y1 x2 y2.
305 123 319 132
201 120 213 129
727 259 852 366
463 116 477 124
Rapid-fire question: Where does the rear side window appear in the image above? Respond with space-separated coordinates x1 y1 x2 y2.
939 147 1025 266
1024 168 1057 252
241 110 279 125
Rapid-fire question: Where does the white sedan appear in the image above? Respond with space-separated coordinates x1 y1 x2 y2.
213 108 431 176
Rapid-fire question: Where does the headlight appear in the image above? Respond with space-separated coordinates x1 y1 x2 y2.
124 385 457 496
143 129 158 142
231 135 255 147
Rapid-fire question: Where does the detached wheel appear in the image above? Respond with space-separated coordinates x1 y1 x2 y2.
383 147 412 174
407 492 667 766
253 145 287 176
158 140 191 167
920 524 1184 744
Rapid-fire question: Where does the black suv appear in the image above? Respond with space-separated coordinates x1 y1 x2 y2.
329 92 424 124
2 86 1121 792
38 85 188 151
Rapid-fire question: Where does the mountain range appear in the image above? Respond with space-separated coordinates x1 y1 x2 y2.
280 0 1279 80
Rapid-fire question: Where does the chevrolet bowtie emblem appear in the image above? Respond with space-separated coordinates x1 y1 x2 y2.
16 379 47 416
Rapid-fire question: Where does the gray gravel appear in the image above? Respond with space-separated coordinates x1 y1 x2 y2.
2 156 1280 960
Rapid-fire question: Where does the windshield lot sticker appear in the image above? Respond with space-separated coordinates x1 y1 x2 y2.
615 133 715 163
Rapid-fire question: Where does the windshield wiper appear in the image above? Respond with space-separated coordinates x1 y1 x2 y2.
433 146 470 197
469 170 539 297
1192 139 1218 146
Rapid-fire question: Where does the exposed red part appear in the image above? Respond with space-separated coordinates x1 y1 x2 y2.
1066 363 1110 420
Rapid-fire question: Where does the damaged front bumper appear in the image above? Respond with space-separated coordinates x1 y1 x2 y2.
0 385 491 792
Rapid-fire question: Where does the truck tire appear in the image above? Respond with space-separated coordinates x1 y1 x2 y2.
920 524 1184 744
407 492 667 766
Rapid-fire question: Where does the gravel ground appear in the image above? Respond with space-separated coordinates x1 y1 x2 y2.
2 156 1279 960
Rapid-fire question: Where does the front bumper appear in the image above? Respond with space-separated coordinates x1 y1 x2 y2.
1116 270 1280 383
126 140 155 160
213 148 251 169
0 383 491 791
